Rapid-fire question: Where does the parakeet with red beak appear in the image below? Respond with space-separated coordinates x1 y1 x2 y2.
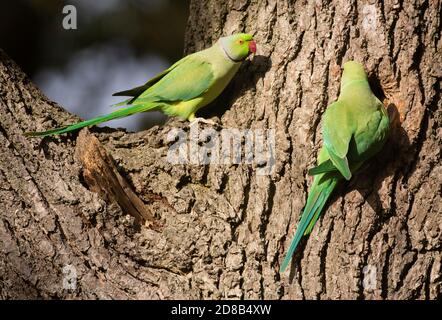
280 61 390 272
25 33 256 137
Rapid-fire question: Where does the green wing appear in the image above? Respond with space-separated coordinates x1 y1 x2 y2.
112 56 190 99
322 101 353 180
132 55 215 103
352 105 390 162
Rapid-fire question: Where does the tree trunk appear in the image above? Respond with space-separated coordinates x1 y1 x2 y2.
0 0 440 299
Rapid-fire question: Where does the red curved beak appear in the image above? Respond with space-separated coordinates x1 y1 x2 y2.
249 40 257 54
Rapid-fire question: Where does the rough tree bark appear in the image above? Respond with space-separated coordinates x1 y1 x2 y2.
0 0 441 299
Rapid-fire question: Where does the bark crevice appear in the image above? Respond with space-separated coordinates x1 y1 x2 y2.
0 0 441 299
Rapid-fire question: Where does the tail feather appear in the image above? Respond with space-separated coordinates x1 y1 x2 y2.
111 98 133 107
308 159 337 175
279 173 339 272
24 104 154 137
303 178 338 235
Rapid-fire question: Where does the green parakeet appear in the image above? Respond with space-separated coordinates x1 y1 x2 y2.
280 61 390 273
25 33 256 137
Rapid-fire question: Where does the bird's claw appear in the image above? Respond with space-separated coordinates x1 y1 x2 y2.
189 117 217 127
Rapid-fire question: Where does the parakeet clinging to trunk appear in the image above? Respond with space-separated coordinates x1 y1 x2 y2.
280 61 390 272
25 33 256 137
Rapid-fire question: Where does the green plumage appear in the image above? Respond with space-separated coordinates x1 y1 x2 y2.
280 61 390 272
25 34 256 137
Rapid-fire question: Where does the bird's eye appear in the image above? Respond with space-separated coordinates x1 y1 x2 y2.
238 39 244 45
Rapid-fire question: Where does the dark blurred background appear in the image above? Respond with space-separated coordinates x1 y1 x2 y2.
0 0 190 130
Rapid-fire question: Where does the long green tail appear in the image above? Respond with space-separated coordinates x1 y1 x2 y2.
24 104 155 137
280 173 339 272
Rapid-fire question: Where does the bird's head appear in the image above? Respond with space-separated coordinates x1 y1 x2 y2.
219 33 256 62
341 60 368 86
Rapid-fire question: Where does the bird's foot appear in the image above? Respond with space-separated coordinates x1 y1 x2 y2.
189 117 218 127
